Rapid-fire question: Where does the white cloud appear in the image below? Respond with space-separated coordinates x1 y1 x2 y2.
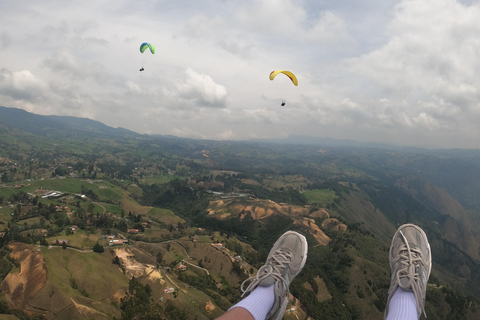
177 68 228 108
0 69 46 102
42 50 108 82
0 32 12 49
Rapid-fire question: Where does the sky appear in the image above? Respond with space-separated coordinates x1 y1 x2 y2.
1 0 480 149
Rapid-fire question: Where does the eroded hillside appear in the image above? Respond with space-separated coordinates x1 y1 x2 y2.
208 198 346 246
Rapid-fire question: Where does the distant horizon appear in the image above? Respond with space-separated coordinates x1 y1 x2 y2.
2 104 478 152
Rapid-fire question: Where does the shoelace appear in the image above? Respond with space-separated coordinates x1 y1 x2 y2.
241 249 292 297
395 230 427 318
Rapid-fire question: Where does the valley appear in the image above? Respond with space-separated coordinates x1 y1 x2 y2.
2 108 480 319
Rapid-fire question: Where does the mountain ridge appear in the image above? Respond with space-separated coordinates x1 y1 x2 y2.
0 106 137 138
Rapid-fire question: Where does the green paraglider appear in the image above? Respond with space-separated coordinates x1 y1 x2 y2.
140 43 155 54
139 43 155 71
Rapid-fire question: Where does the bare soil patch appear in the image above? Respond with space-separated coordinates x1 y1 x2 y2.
115 248 148 278
309 209 329 219
205 301 215 313
1 243 48 310
322 218 347 231
293 217 330 246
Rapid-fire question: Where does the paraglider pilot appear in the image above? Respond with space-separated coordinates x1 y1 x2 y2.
281 99 286 106
139 67 144 71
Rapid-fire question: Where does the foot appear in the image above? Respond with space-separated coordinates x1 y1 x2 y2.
385 224 432 319
241 231 308 320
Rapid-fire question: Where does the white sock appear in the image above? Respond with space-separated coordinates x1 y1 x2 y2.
386 288 418 320
230 285 275 320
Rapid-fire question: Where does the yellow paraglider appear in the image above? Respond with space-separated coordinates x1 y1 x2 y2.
269 70 298 106
269 70 298 86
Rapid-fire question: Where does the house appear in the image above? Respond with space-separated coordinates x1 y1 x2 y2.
193 235 199 242
128 229 140 234
110 239 128 246
163 287 175 293
42 191 64 198
177 264 187 271
212 243 223 250
56 239 68 245
71 225 80 232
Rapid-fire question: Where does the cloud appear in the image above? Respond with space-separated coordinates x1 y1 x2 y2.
337 0 480 135
235 0 351 45
303 11 351 44
42 50 108 82
2 0 480 148
0 32 12 49
177 68 228 108
0 69 46 102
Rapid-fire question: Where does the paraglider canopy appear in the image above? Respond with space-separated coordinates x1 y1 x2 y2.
139 43 155 71
140 43 155 54
269 70 298 86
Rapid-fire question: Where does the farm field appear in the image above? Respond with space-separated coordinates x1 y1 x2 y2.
303 188 337 205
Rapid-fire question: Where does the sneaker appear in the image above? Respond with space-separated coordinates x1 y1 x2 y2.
385 224 432 319
241 231 308 320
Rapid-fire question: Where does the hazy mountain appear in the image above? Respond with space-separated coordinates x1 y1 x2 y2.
0 106 136 138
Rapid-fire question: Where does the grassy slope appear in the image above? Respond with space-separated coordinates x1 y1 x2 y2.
303 188 337 205
39 246 128 319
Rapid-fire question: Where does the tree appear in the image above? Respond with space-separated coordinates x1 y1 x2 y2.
62 241 67 250
156 252 163 264
93 243 104 253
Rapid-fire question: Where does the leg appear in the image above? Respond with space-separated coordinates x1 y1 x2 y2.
385 224 432 320
216 306 255 320
216 231 308 320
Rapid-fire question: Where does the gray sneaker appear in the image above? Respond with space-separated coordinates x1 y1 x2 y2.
241 231 308 320
385 224 432 319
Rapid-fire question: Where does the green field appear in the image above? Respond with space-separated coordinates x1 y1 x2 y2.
0 208 13 231
41 245 128 317
0 187 17 199
139 174 179 185
15 216 44 228
146 207 185 225
46 230 101 249
303 188 337 205
262 174 310 189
